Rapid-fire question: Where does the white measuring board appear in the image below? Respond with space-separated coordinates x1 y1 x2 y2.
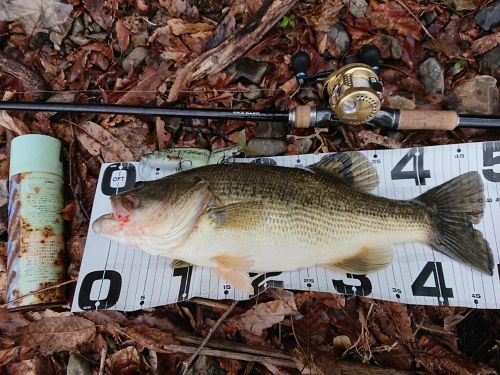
72 141 500 312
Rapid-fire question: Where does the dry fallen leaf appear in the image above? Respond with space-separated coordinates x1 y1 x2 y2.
467 31 500 56
19 316 96 354
120 325 178 353
0 0 73 34
106 346 141 375
0 111 28 135
167 18 215 36
228 295 298 336
0 347 19 366
76 121 135 162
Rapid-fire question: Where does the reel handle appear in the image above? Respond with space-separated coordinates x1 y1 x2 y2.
291 51 311 82
359 45 381 70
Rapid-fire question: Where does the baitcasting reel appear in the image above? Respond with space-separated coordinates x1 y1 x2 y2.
291 45 384 126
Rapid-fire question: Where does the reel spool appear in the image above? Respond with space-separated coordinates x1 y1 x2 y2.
322 63 383 125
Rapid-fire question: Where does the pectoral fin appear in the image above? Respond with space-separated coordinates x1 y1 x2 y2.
309 151 378 192
170 259 191 268
325 246 393 274
215 267 253 295
204 202 264 230
212 255 254 270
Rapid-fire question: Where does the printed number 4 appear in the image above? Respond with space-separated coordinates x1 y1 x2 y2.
391 147 431 185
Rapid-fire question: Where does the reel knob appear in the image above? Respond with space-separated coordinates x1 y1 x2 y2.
291 51 311 83
359 45 381 70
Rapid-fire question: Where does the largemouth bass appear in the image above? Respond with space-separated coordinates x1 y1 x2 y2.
93 151 494 294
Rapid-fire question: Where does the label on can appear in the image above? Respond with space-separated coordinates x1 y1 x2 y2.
7 172 65 309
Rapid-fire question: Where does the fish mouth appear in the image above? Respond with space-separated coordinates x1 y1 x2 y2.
92 213 116 235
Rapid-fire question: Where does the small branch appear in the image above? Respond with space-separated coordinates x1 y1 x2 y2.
98 347 107 375
395 0 434 40
180 300 238 375
0 279 76 308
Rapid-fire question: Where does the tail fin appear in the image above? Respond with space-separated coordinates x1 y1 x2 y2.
416 171 494 275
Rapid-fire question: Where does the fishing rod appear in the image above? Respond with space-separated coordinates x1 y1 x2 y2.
0 46 499 130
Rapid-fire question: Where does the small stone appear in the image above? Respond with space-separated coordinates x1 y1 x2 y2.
387 95 416 109
71 17 84 36
333 335 351 349
243 84 264 100
344 0 368 18
386 131 406 142
418 57 444 94
226 58 270 85
67 354 90 375
480 45 500 80
247 139 287 156
294 138 313 154
122 47 149 73
453 0 479 11
453 75 499 115
475 0 500 31
328 23 350 55
421 10 437 26
29 32 50 49
254 122 288 138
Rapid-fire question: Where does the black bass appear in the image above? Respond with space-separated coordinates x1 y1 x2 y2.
92 152 494 294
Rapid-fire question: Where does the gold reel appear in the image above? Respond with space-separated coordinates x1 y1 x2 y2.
322 63 383 125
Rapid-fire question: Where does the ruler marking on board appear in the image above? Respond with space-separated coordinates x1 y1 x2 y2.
71 142 500 311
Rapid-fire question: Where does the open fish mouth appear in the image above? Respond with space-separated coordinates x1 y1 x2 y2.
92 213 116 235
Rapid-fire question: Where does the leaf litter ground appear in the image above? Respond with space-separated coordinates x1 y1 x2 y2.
0 0 499 374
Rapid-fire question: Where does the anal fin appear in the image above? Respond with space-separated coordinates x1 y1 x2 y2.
325 246 393 274
215 267 253 295
212 255 254 270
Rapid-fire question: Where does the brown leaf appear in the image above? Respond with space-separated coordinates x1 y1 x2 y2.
83 0 114 30
0 347 19 366
61 201 77 221
228 297 298 336
77 121 134 162
167 18 215 36
218 358 243 375
7 358 54 375
417 335 496 375
121 325 178 353
357 130 402 149
19 316 96 354
369 1 422 40
423 38 461 58
295 0 344 32
107 118 156 160
116 18 130 52
155 117 172 150
106 346 140 375
0 242 6 304
293 301 330 350
0 111 28 135
0 308 29 335
295 291 345 310
117 61 174 106
468 31 500 56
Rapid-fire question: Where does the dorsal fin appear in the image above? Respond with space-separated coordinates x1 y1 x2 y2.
309 151 379 192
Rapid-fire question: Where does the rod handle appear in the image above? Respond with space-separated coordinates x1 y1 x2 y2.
397 110 458 130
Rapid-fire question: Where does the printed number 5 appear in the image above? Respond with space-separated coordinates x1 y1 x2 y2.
483 142 500 183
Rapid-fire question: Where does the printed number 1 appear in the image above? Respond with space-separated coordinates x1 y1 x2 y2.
391 147 431 185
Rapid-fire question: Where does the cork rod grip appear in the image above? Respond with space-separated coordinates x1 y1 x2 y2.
397 110 458 130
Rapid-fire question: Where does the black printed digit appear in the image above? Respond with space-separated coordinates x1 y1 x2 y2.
78 270 122 310
391 147 431 185
250 272 283 295
411 262 453 306
482 141 500 183
332 274 372 296
250 158 277 166
101 163 137 196
173 266 193 301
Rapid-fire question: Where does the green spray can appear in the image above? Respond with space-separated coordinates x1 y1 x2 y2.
7 134 65 310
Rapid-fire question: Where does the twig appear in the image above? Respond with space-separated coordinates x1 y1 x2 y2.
180 300 238 375
395 0 435 40
98 347 107 375
0 279 76 308
189 297 233 310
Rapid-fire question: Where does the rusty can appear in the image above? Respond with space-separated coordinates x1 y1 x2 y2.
6 134 65 310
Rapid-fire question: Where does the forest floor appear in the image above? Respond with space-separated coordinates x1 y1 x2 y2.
0 0 499 374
